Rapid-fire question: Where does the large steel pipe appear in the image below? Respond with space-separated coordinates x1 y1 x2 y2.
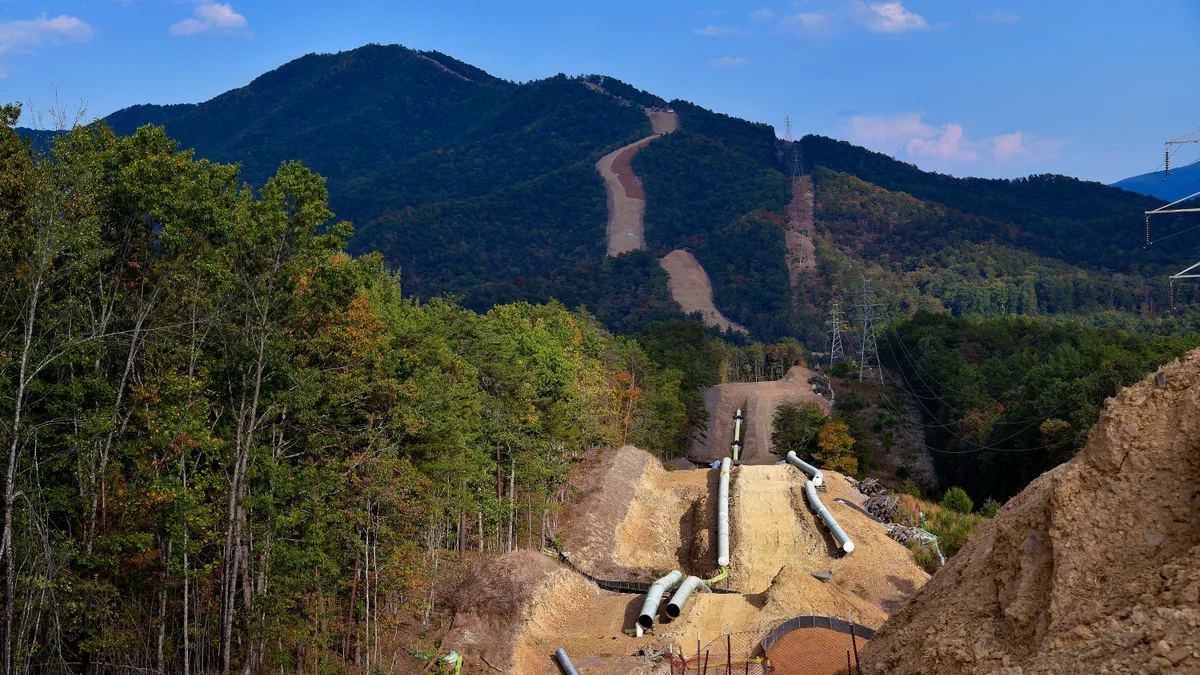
804 479 854 553
785 450 824 486
637 570 682 629
717 457 731 566
554 648 580 675
732 408 744 460
665 575 710 618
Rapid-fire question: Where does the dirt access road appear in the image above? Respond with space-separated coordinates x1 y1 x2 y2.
688 366 832 464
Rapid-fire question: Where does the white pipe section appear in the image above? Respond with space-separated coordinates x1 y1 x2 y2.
665 575 711 618
717 457 731 566
554 648 580 675
804 479 854 553
785 450 824 486
638 570 683 629
732 408 744 461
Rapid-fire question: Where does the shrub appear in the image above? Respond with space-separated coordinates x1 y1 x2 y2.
940 486 974 514
978 498 1002 518
900 478 920 497
830 361 853 378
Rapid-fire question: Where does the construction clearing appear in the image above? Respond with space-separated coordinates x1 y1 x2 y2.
446 444 928 673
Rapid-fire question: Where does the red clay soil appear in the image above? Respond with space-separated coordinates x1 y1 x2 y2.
610 141 648 199
767 627 868 675
861 351 1200 674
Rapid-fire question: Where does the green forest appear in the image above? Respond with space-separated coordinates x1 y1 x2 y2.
0 109 703 673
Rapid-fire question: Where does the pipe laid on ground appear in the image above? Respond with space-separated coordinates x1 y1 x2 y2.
717 457 731 566
785 450 824 486
732 408 744 461
638 570 683 629
554 648 580 675
804 479 854 553
665 575 711 618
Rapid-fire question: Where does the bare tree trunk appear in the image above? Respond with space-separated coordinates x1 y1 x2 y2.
507 462 515 552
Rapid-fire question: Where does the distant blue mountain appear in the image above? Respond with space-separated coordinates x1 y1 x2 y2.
1113 161 1200 202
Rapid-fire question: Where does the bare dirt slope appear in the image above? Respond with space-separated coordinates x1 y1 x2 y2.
659 249 748 334
784 176 816 292
862 352 1200 674
597 109 679 257
688 366 832 464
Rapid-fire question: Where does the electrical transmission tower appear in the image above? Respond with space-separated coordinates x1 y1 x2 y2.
826 304 846 368
784 115 803 184
1143 125 1200 309
854 280 883 383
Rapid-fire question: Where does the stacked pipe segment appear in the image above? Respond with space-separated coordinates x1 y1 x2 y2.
717 457 731 566
638 570 682 629
803 479 854 553
665 575 711 618
785 450 824 486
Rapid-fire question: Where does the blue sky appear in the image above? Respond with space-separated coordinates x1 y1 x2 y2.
2 0 1197 183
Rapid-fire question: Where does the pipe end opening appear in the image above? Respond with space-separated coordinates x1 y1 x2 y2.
665 605 681 619
637 615 654 630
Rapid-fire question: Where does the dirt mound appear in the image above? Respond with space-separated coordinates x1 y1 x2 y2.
560 446 715 579
862 352 1200 674
443 550 561 668
689 366 832 464
659 249 748 334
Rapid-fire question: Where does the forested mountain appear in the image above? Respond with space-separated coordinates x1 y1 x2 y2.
1114 161 1200 202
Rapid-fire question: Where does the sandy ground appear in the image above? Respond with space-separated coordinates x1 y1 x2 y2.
689 366 832 464
660 249 748 334
862 351 1200 674
597 109 679 257
491 446 927 674
784 176 817 293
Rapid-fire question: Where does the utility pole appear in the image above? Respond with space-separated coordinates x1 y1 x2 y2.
826 303 845 368
854 280 883 383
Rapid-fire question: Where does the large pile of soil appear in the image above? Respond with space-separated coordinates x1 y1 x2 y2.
689 366 832 464
862 352 1200 674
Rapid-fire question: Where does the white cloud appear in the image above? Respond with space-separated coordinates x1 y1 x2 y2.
0 14 93 55
782 11 831 34
695 25 747 37
991 131 1065 161
750 8 776 21
981 9 1020 23
855 1 930 33
169 3 250 37
847 112 936 145
707 56 749 67
906 123 979 161
845 112 1065 165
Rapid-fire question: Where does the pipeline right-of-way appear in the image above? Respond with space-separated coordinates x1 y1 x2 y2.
786 450 854 554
